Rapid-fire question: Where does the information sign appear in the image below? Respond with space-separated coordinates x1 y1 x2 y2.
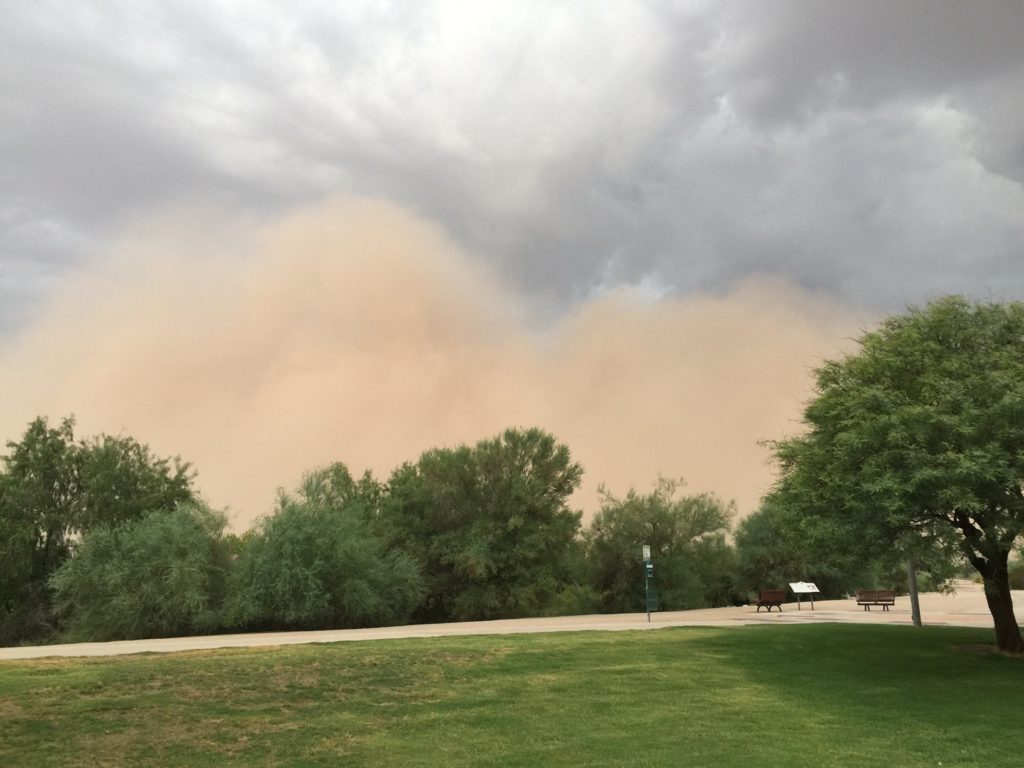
788 582 821 611
788 582 820 594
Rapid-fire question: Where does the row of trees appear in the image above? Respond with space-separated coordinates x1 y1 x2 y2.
5 296 1023 652
2 421 825 645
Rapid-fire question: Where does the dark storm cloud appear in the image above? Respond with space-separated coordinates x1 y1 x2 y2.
2 1 1023 333
710 2 1024 124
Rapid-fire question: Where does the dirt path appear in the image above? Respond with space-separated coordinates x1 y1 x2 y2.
2 583 1018 660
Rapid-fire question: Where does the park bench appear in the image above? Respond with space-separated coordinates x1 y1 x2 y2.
755 589 787 612
856 590 896 611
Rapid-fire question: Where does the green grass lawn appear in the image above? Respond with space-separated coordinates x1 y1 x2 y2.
2 624 1023 767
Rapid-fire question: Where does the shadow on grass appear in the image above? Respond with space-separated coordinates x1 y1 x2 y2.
689 623 1024 767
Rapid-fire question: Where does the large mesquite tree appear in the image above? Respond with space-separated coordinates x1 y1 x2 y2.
380 428 583 622
770 297 1024 652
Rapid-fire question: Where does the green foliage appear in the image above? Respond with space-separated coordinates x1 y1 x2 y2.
586 477 738 611
76 432 195 529
536 537 603 616
770 296 1024 650
292 460 384 512
539 582 604 617
734 504 799 595
904 562 959 594
733 503 867 599
0 416 198 644
380 427 584 622
49 503 230 641
229 463 422 631
0 418 78 643
1008 553 1024 590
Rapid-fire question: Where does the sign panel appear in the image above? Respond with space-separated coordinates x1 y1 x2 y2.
789 582 821 594
642 544 651 561
645 588 658 612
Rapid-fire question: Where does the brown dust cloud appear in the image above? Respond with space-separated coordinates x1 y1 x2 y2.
0 198 865 530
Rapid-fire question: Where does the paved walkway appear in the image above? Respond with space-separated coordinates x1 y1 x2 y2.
2 583 1019 661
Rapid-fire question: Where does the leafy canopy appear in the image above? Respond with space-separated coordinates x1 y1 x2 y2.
770 296 1024 650
380 427 584 622
229 463 422 631
586 477 736 611
0 416 197 643
49 503 231 641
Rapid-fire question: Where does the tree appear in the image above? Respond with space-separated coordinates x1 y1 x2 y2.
0 416 198 644
733 503 867 600
586 478 737 612
0 417 79 643
77 432 195 529
770 296 1024 652
229 464 422 631
49 503 231 641
379 428 584 622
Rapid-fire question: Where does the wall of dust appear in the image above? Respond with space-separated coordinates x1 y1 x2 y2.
0 198 865 530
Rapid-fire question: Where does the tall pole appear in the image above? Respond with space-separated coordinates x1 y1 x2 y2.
642 544 652 623
907 560 922 627
645 569 651 623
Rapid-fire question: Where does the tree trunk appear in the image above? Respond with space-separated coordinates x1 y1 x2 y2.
981 552 1023 653
906 560 921 627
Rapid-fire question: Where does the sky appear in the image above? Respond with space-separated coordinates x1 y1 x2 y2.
2 1 1023 529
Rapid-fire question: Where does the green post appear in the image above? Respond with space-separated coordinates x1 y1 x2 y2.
643 559 656 622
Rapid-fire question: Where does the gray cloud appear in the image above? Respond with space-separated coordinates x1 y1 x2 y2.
708 2 1024 129
2 0 1023 334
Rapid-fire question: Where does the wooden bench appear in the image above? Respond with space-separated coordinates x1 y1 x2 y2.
856 590 896 611
756 589 787 612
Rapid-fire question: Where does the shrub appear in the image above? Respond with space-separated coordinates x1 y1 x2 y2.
50 503 231 641
229 465 423 631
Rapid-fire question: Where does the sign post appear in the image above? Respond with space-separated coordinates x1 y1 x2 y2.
788 582 821 610
642 545 656 622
